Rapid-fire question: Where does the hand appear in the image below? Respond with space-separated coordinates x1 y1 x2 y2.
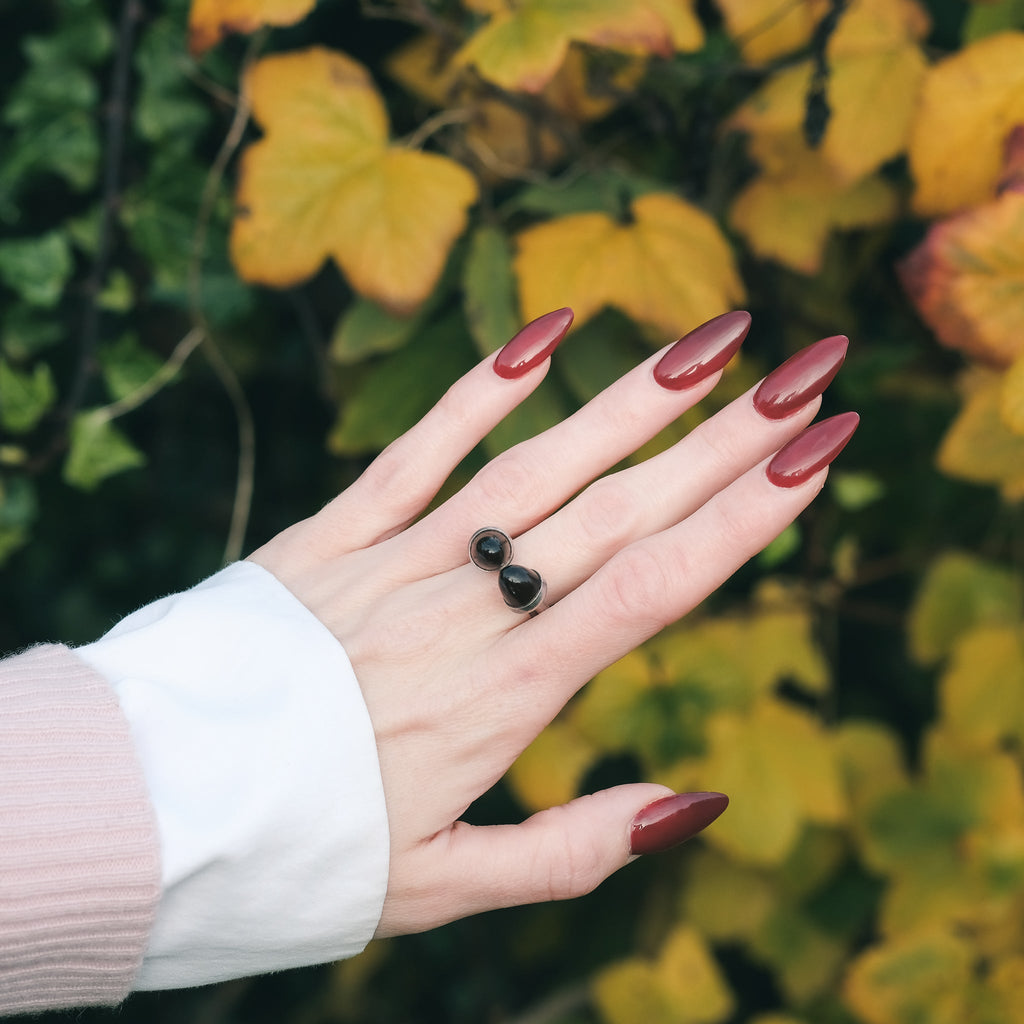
247 308 856 937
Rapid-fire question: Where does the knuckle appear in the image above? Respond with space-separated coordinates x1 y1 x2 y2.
694 423 744 477
474 448 542 512
602 546 676 630
360 441 421 513
540 814 606 902
575 477 638 550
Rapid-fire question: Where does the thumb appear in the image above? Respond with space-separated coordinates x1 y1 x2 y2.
438 786 728 922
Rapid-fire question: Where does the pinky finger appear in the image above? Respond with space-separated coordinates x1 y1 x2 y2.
315 309 574 553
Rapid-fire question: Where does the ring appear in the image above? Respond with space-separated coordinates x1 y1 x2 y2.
470 528 547 615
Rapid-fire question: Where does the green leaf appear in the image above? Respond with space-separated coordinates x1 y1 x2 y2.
98 268 135 312
0 111 100 200
964 0 1024 42
0 473 37 565
98 334 168 402
329 313 474 454
0 232 73 307
830 471 885 511
134 16 211 151
557 309 645 406
463 225 519 358
63 411 146 491
511 167 664 217
758 521 801 568
481 375 571 459
0 305 63 360
330 298 429 365
0 359 56 433
908 551 1024 665
22 2 113 66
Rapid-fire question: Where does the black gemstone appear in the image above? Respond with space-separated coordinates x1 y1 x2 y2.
499 564 545 612
470 528 512 571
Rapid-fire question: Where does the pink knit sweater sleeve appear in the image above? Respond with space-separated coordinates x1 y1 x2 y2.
0 644 161 1015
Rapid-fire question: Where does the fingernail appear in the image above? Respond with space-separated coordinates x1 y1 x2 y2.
753 335 849 419
653 310 751 391
493 308 574 379
766 412 860 488
629 792 729 855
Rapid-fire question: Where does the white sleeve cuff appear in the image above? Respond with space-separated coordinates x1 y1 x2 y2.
76 561 389 990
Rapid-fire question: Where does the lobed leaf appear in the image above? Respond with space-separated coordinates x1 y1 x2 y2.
514 192 744 339
231 48 478 314
909 31 1024 216
187 0 315 55
454 0 701 94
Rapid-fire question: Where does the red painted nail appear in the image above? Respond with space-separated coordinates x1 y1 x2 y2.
766 412 860 488
653 311 751 390
629 792 729 855
493 308 574 379
753 335 849 420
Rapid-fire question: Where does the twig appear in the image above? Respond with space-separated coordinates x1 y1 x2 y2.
67 0 143 415
400 105 476 150
500 983 590 1024
90 326 205 424
187 30 265 565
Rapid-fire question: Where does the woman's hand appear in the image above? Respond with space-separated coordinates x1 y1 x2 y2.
247 308 855 937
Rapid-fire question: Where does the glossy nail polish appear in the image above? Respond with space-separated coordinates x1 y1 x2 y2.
653 311 751 390
753 335 849 419
493 307 574 379
766 412 860 488
629 792 729 855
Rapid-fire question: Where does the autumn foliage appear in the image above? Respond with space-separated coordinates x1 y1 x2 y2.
4 0 1024 1022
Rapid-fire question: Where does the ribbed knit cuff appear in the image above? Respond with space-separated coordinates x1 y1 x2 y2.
0 645 161 1015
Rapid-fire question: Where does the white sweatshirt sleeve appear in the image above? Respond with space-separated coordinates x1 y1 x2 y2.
75 561 390 990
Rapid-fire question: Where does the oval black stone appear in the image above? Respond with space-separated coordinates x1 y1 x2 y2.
499 564 544 612
470 528 512 571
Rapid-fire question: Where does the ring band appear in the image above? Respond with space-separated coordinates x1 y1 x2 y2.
470 527 547 615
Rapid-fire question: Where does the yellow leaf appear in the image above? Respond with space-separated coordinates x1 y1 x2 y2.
908 550 1024 665
936 370 1024 500
730 154 900 273
729 26 927 185
654 926 735 1023
187 0 315 55
836 721 909 814
231 48 477 313
909 31 1024 216
842 929 974 1024
514 192 744 338
939 626 1024 751
683 848 776 943
982 956 1024 1024
506 720 597 811
829 0 931 55
694 699 845 865
1000 351 1024 435
752 904 847 1002
713 0 826 65
594 925 733 1024
454 0 702 93
898 183 1024 367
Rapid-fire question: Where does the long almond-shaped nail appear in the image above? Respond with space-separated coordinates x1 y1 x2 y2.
766 412 860 488
493 308 574 379
653 311 751 390
629 792 729 855
753 335 849 419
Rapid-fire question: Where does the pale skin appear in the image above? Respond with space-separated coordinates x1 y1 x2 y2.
247 331 827 938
